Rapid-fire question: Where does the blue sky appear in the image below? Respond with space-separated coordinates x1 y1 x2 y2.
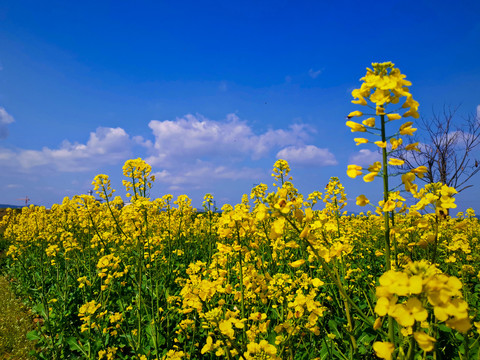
1 0 479 212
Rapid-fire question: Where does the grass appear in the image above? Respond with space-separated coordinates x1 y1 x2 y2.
0 276 36 360
0 209 35 360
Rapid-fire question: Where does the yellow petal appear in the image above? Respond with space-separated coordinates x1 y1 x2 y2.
346 121 366 132
413 332 436 352
363 172 378 183
362 117 376 127
387 113 402 121
347 110 363 118
354 137 369 145
374 141 387 148
382 200 396 212
388 158 405 166
288 259 305 268
373 341 394 360
347 164 363 178
356 195 370 206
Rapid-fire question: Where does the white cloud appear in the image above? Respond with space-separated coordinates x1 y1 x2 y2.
0 107 15 139
276 145 337 166
145 113 313 166
0 113 338 198
0 127 132 172
6 184 22 189
153 161 262 191
141 113 335 191
349 149 381 166
308 68 322 79
476 104 480 121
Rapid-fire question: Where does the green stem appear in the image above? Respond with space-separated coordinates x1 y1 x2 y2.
283 216 386 335
431 214 439 264
380 114 391 271
381 114 396 350
136 234 143 351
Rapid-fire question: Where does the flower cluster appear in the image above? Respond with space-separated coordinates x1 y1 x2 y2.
92 174 115 201
78 300 102 332
346 62 421 198
2 122 479 360
374 260 471 356
122 158 155 200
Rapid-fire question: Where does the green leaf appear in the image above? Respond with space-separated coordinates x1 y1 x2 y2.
32 303 46 317
26 330 41 341
66 337 86 354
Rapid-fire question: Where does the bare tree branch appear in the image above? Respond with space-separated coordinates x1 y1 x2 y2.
399 105 480 193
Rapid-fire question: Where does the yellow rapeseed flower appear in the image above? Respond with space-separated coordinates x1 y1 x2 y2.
388 158 405 166
387 113 402 121
288 259 306 268
354 137 369 145
363 172 378 183
346 121 367 132
374 141 387 148
373 341 394 360
362 117 376 127
347 165 362 178
413 331 436 352
356 195 370 206
347 110 363 118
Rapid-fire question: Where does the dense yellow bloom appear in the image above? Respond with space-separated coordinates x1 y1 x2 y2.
45 244 60 257
272 159 292 185
389 297 428 327
79 300 101 317
413 183 458 213
351 89 368 105
382 200 396 212
244 340 279 360
351 62 417 114
377 270 422 298
162 350 186 359
122 158 155 200
375 296 396 317
3 157 478 360
376 261 472 337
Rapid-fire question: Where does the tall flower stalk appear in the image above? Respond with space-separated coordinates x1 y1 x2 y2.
346 62 423 351
346 61 421 270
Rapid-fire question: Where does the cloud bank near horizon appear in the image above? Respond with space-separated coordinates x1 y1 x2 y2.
0 113 339 192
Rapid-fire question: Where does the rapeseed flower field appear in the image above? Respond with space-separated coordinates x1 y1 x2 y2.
1 63 479 359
